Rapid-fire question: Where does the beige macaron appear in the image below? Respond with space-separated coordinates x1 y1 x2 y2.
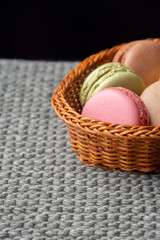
140 80 160 126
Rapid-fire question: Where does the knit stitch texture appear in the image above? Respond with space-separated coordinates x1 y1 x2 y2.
0 59 160 240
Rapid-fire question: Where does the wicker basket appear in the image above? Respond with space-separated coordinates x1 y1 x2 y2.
51 38 160 174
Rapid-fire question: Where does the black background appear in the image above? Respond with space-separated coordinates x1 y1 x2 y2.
0 0 160 61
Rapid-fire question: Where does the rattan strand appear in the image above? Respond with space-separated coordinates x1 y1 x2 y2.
51 38 160 173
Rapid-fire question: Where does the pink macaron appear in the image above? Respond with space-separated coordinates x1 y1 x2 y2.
81 87 149 126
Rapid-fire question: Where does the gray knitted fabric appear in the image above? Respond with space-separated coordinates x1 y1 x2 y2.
0 59 160 240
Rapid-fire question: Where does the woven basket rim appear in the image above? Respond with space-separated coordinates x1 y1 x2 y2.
51 38 160 139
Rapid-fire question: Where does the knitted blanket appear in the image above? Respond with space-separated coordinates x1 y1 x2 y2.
0 59 160 240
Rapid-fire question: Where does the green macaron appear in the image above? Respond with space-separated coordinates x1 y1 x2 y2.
80 62 146 107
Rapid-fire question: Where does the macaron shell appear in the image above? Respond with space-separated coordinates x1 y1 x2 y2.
140 80 160 126
82 87 149 126
120 40 160 87
86 71 145 102
113 40 138 62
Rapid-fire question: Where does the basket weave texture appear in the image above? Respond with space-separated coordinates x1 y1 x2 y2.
51 38 160 174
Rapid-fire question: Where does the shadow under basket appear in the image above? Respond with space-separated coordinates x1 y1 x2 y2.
51 38 160 174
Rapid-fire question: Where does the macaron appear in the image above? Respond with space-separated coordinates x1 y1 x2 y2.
82 87 149 126
113 40 138 62
113 39 160 87
80 62 145 107
140 80 160 126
